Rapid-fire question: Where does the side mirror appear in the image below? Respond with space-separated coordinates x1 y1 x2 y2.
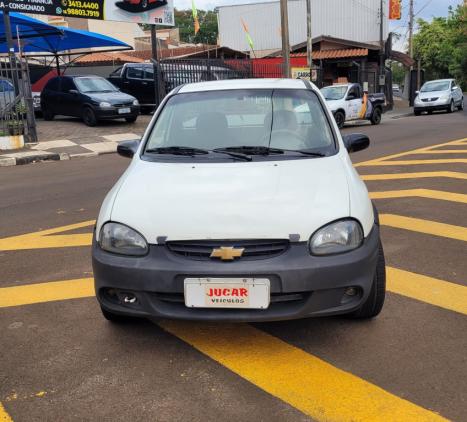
343 133 370 153
117 139 140 158
415 90 419 95
69 89 79 95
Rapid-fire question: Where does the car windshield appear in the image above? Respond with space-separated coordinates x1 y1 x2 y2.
75 77 118 93
320 86 347 100
420 81 450 92
144 89 335 157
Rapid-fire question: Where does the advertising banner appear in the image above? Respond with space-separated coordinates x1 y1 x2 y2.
0 0 174 25
389 0 401 20
291 67 317 82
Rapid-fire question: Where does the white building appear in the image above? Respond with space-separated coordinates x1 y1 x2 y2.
218 0 389 57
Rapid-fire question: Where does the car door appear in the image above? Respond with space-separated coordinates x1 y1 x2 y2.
124 65 145 103
59 77 81 117
451 80 462 105
42 77 61 115
142 64 156 104
345 85 362 120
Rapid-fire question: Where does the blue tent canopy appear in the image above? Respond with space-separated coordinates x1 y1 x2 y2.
0 15 131 54
0 11 62 44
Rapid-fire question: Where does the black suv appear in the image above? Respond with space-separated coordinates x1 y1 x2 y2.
41 75 140 126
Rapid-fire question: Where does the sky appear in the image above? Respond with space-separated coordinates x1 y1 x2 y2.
174 0 463 52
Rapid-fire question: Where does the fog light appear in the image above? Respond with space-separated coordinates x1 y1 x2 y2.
344 287 358 296
123 294 137 304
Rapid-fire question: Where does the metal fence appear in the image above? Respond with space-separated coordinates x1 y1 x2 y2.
160 58 324 96
0 56 37 143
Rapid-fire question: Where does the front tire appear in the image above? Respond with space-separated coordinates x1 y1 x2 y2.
43 107 54 121
370 107 382 125
334 111 345 129
125 116 137 123
414 110 421 116
348 241 386 319
458 98 464 111
82 107 97 127
447 100 455 113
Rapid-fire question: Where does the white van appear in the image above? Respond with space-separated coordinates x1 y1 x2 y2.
92 79 385 323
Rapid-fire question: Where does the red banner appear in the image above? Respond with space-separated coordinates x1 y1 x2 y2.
389 0 402 20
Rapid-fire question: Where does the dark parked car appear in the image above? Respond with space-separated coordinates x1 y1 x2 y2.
41 75 140 126
108 63 242 114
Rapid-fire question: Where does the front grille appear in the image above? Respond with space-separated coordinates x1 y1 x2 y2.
153 292 308 304
166 239 289 261
114 102 133 107
422 97 439 102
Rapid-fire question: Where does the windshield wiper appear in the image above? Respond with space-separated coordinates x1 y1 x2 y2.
214 146 284 156
215 146 326 158
145 146 251 161
145 146 209 156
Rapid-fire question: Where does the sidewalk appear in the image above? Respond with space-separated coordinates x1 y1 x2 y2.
386 96 413 119
0 116 151 166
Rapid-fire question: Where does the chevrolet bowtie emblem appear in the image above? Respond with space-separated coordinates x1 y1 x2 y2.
210 246 245 261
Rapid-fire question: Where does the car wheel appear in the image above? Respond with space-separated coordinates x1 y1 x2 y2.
427 110 433 115
334 111 345 129
414 110 421 116
140 106 154 115
447 100 455 113
43 107 54 121
348 241 386 319
100 306 138 323
82 107 97 126
370 107 382 125
125 116 137 123
458 98 464 111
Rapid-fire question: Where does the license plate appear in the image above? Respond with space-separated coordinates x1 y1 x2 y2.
118 107 131 114
184 278 270 309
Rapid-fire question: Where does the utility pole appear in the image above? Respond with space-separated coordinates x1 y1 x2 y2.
379 0 385 93
408 0 414 65
306 0 312 70
150 25 161 108
279 0 291 78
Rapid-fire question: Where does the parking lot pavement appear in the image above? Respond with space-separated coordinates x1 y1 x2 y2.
0 116 152 165
0 109 466 421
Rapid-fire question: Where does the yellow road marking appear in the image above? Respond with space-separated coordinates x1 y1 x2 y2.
387 267 467 315
355 137 467 167
370 189 467 204
360 171 467 181
0 278 94 308
0 220 94 252
380 214 467 242
0 402 13 422
412 149 467 154
160 321 447 422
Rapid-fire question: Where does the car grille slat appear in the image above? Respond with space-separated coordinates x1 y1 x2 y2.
166 239 289 261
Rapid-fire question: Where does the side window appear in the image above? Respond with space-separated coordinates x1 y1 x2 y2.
144 65 154 80
452 81 457 89
127 66 144 79
347 85 358 99
110 67 123 77
61 78 76 93
46 78 60 91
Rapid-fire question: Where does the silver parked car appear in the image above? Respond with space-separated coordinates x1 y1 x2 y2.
414 79 464 115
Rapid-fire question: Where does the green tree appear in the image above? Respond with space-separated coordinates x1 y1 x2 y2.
413 5 467 89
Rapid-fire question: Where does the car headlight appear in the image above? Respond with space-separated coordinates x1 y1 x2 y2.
133 99 139 106
439 94 449 101
99 101 112 108
309 219 363 255
99 222 148 256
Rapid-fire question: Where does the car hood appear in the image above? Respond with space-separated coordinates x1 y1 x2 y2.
110 155 350 242
418 90 448 100
85 91 135 103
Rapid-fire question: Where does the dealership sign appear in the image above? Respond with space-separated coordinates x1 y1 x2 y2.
0 0 174 25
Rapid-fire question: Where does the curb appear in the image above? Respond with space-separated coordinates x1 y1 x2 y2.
390 112 413 119
0 151 106 167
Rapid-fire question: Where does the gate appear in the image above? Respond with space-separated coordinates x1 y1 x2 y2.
0 55 37 145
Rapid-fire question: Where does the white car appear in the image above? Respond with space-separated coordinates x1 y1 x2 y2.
414 79 464 115
92 78 385 323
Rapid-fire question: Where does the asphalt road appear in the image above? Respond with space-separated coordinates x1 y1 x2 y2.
1 109 466 422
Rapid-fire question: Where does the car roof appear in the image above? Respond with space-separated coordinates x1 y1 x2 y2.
178 78 312 93
424 79 453 83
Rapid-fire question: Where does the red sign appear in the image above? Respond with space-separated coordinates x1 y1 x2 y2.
389 0 402 20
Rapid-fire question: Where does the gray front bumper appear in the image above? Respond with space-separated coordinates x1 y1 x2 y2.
92 226 380 322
